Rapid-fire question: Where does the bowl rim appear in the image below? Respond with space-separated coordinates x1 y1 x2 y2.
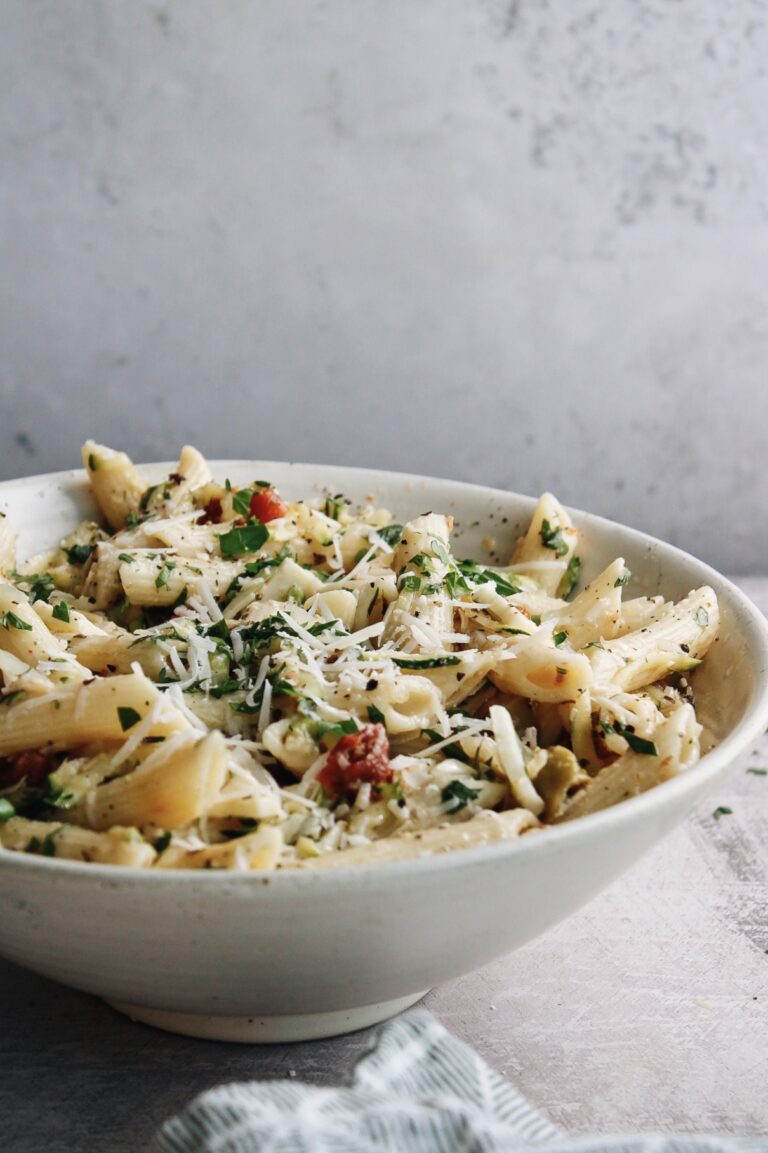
1 459 767 887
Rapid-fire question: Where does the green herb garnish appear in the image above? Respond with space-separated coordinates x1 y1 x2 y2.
52 601 70 623
441 779 481 812
64 543 95 566
154 561 176 590
399 573 421 593
42 830 59 857
393 656 461 669
0 611 32 631
19 572 55 603
540 519 569 557
219 522 269 557
615 723 658 756
139 484 158 512
457 559 520 597
117 706 141 731
323 494 346 521
377 524 404 547
713 806 732 820
557 554 581 599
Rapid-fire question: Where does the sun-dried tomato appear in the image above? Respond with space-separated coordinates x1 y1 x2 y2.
316 723 392 799
0 749 58 789
197 496 223 525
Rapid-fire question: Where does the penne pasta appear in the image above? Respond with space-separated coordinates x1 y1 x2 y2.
0 443 719 870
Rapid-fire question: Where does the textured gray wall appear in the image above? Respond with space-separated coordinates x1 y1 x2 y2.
2 0 767 572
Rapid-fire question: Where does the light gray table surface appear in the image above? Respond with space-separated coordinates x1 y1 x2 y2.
1 579 766 1153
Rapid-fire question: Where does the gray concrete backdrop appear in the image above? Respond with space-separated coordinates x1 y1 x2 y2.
2 0 767 572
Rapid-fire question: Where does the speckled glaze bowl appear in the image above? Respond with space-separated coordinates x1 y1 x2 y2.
1 463 767 1042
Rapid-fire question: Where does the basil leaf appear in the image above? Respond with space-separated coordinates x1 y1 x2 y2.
219 522 269 557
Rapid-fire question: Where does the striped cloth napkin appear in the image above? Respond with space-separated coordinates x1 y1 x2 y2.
153 1010 767 1153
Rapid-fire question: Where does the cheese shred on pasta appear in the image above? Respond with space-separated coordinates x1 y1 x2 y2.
0 443 719 870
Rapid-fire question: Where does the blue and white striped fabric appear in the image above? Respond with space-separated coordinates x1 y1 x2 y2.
153 1010 767 1153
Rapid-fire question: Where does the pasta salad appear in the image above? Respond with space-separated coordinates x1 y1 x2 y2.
0 443 718 870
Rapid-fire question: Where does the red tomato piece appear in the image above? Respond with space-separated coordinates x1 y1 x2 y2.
316 723 392 799
248 487 288 523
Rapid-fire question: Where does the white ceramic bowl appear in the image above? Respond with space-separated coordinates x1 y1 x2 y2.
1 463 767 1043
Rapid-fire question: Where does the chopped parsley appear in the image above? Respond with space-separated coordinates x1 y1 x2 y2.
45 777 77 809
232 487 256 517
323 494 346 521
118 553 135 564
52 601 71 623
614 570 632 588
19 572 55 603
0 611 32 631
712 806 732 820
88 452 99 471
172 586 188 609
117 706 142 731
42 830 59 857
615 723 658 756
154 831 172 852
444 569 472 598
155 561 176 590
219 522 269 557
540 519 569 557
747 767 767 776
393 656 461 669
430 538 451 565
139 484 158 512
377 524 404 547
367 703 386 725
553 630 568 647
399 573 421 593
208 679 241 698
456 559 521 597
312 716 360 739
441 779 481 812
64 543 95 566
557 554 582 599
308 619 345 637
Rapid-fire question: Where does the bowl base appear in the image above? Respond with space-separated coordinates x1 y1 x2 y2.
106 990 429 1043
